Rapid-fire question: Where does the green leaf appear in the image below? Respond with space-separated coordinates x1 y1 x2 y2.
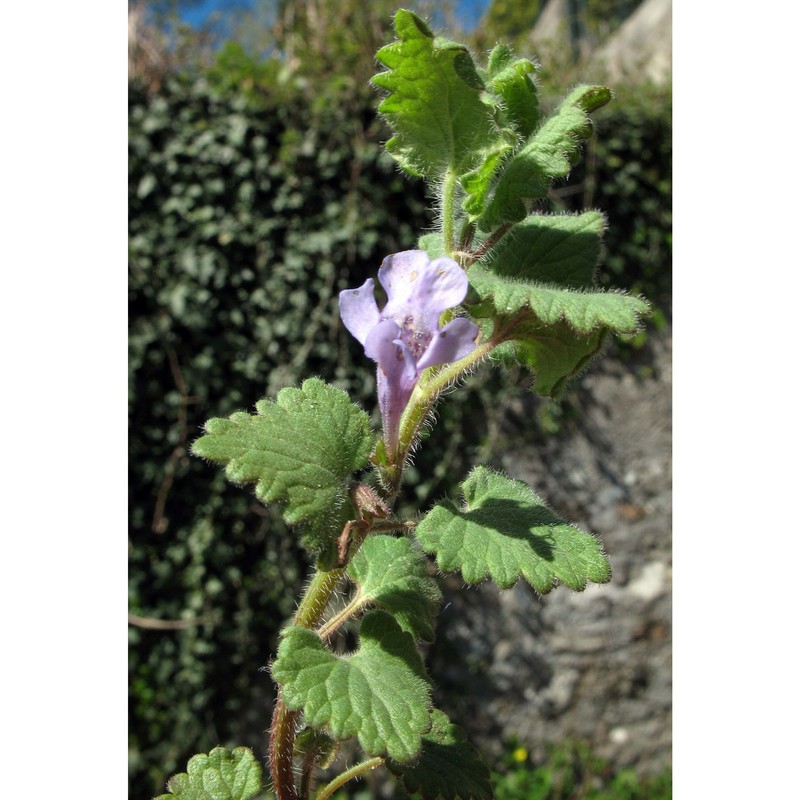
468 260 648 395
154 746 262 800
416 466 611 591
387 709 492 800
192 378 374 552
507 322 606 397
481 85 611 230
469 262 649 334
372 9 498 178
347 535 442 641
272 610 432 762
484 211 605 288
486 48 541 140
461 131 517 221
417 232 446 260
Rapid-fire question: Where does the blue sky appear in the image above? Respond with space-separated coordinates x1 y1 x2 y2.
181 0 491 31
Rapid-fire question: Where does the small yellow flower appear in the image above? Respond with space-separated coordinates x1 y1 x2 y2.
512 746 528 763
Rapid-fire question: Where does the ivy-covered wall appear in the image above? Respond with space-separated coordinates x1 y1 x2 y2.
129 66 670 798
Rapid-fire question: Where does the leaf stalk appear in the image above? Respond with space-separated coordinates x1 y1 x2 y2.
314 757 385 800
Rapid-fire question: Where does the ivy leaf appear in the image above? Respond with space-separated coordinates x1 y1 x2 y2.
416 466 611 591
481 85 611 230
372 9 498 178
468 261 648 394
484 211 605 288
272 610 432 763
387 709 492 800
192 378 374 553
154 746 263 800
347 535 442 641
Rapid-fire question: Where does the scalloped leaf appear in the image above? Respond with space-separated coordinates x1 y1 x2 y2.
372 9 498 178
271 610 432 763
469 262 648 334
192 378 374 553
154 746 262 800
483 211 605 288
347 535 442 641
468 260 648 395
481 85 611 230
416 466 611 591
387 709 492 800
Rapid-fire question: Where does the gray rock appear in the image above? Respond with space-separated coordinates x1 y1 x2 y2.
428 328 672 776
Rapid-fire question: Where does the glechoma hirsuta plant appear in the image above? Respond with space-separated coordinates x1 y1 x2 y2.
157 9 650 800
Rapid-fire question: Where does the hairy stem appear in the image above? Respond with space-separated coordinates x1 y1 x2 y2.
441 167 458 256
270 564 345 800
270 694 300 800
294 566 345 628
317 592 368 640
314 757 385 800
396 337 497 460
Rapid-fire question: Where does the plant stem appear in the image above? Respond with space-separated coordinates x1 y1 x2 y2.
441 167 458 256
270 565 345 800
317 592 367 640
397 337 497 459
294 566 345 628
314 757 385 800
270 693 300 800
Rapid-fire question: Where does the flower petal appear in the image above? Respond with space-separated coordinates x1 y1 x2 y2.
381 253 469 332
339 278 380 346
364 318 403 368
377 251 431 307
416 317 479 372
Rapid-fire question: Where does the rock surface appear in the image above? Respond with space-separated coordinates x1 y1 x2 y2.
428 328 672 775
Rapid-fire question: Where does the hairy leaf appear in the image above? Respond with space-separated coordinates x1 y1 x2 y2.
484 211 605 287
481 85 611 230
387 709 492 800
192 378 374 552
272 610 432 762
372 9 498 178
416 466 610 591
469 262 648 334
468 257 648 394
154 746 262 800
417 232 446 259
486 45 541 140
347 535 442 641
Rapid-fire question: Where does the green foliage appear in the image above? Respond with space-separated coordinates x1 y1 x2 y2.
480 84 611 230
272 610 433 762
154 746 263 800
484 45 542 140
372 9 498 178
192 379 374 554
491 740 672 800
469 262 648 396
483 211 604 287
346 534 442 642
129 35 670 798
553 86 672 307
387 709 493 800
128 68 433 798
416 466 610 590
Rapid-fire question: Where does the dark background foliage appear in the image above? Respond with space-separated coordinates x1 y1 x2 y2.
128 20 671 797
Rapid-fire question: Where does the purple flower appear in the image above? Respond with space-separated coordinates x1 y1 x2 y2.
339 250 479 454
